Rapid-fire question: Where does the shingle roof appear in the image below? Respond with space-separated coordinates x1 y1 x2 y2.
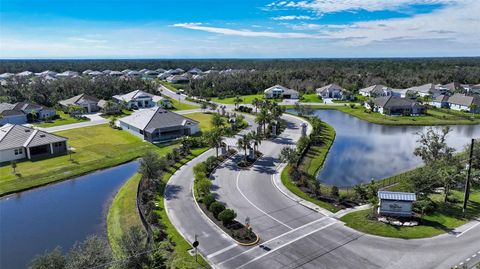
448 93 480 107
316 83 345 93
407 83 435 94
0 124 67 150
0 103 16 113
378 191 416 201
119 107 198 132
373 96 422 108
264 85 289 93
433 94 449 102
360 85 391 94
60 94 99 106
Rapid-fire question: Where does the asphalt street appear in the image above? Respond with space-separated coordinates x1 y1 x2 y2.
164 103 480 269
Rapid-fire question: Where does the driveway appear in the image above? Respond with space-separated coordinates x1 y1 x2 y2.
38 113 108 133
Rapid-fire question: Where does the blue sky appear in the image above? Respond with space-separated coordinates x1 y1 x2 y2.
1 0 479 58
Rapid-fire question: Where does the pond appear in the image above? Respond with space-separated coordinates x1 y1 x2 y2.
0 161 139 269
311 110 480 187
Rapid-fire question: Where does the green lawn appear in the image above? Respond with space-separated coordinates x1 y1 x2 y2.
211 94 266 105
164 96 199 111
183 112 213 132
157 147 210 268
0 124 178 196
341 188 480 239
284 105 480 125
300 93 323 103
102 109 133 120
34 111 89 128
280 120 339 213
159 80 189 93
107 173 142 256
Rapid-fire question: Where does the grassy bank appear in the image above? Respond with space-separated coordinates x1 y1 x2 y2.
211 94 265 105
183 112 213 131
280 120 340 212
107 173 142 256
34 111 89 128
284 105 480 125
341 188 480 239
299 93 322 103
165 96 199 111
0 124 178 196
157 147 210 268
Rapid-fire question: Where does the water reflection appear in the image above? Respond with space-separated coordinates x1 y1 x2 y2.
311 110 479 187
0 161 139 269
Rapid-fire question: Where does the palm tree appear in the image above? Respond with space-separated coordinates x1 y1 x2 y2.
249 131 262 153
211 113 225 130
255 108 271 135
206 130 223 157
237 135 250 162
234 96 243 108
251 98 260 113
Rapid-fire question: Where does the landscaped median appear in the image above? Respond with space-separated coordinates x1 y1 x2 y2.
284 104 480 125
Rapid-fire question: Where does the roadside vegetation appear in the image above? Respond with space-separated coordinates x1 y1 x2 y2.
163 95 199 111
211 94 265 105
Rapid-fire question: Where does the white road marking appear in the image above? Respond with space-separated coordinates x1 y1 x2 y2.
456 221 480 237
237 222 337 269
216 217 329 266
473 254 477 258
235 171 293 230
466 258 471 262
207 244 238 259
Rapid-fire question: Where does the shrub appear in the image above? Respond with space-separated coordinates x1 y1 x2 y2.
209 201 226 218
218 209 237 224
331 186 339 198
193 163 207 176
203 194 216 208
197 178 212 196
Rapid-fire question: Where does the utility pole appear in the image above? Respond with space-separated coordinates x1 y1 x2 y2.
463 138 475 213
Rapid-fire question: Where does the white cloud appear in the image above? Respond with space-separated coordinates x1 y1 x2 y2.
270 0 456 14
272 15 314 20
172 23 325 39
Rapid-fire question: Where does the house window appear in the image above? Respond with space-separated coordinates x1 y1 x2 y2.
139 130 144 135
14 148 23 155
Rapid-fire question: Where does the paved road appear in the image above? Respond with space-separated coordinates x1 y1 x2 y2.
165 108 480 269
158 85 200 107
38 116 108 133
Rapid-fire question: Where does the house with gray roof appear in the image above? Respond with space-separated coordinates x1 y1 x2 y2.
0 102 56 125
59 94 100 113
113 90 155 109
0 124 68 163
359 85 393 97
406 83 436 98
166 75 190 84
119 107 199 142
447 93 480 113
365 96 425 116
316 83 351 100
431 94 450 108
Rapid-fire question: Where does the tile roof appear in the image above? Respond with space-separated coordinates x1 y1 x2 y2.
0 124 67 150
119 107 198 132
360 84 392 94
378 191 416 201
316 83 346 93
60 94 99 106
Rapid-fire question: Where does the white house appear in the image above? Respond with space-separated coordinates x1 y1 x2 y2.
264 85 299 99
0 124 68 163
316 84 351 100
431 94 450 108
378 191 416 217
59 94 100 113
152 95 173 109
113 90 155 109
447 93 480 113
359 85 393 97
166 75 190 84
119 107 199 142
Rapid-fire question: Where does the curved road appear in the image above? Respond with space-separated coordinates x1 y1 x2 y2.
165 100 480 268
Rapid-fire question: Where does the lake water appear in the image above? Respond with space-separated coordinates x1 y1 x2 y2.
310 110 480 187
0 161 139 269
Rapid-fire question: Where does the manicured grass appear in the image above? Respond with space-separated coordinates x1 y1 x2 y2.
34 110 89 128
300 93 323 103
284 105 480 125
107 173 142 256
280 120 339 213
183 112 214 132
102 109 133 120
159 80 188 93
157 147 210 268
164 96 199 111
0 124 179 196
340 188 480 239
211 94 265 105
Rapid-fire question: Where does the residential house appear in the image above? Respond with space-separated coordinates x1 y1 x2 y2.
127 71 142 77
0 102 56 125
98 100 121 114
447 93 480 113
144 70 160 78
152 95 173 109
119 107 199 142
16 71 34 78
59 94 100 113
316 84 351 100
113 90 155 109
187 68 203 75
431 94 450 108
264 85 299 99
56 71 79 78
406 83 436 98
0 124 68 163
359 85 393 97
365 96 425 116
35 70 58 77
109 71 124 77
167 75 190 84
